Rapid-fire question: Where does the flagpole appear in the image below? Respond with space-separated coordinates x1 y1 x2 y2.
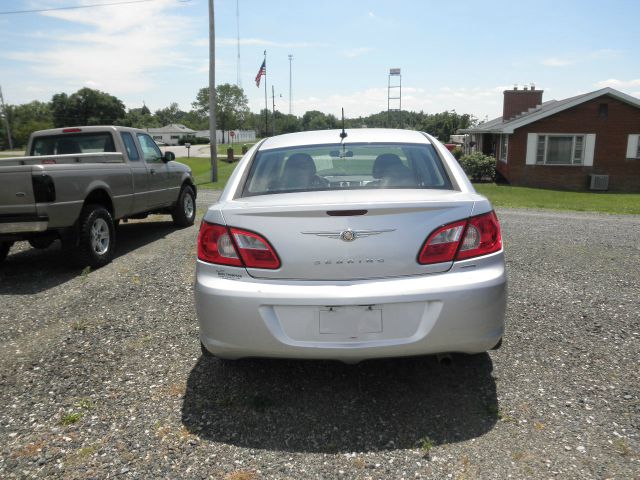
263 50 268 137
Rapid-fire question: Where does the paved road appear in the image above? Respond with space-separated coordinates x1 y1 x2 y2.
0 207 638 478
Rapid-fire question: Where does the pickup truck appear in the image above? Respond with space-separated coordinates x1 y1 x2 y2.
0 126 197 268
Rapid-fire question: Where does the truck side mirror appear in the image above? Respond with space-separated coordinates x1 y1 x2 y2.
162 151 175 163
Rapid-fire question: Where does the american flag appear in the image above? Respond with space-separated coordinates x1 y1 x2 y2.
255 60 266 87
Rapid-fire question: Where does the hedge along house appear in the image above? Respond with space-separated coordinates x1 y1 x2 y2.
461 86 640 192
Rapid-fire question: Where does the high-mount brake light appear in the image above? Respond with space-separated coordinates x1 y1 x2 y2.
197 222 280 269
418 211 502 265
62 128 82 133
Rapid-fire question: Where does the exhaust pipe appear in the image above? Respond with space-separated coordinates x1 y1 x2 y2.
436 353 453 365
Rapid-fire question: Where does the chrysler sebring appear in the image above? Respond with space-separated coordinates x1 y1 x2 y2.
195 129 506 362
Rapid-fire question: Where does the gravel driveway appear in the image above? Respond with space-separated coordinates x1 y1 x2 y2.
1 194 638 479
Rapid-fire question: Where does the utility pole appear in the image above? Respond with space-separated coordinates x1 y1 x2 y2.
288 54 293 115
0 86 13 150
236 0 241 88
208 0 217 182
271 85 276 136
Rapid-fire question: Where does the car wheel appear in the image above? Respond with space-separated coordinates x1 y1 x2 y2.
0 241 13 263
28 237 55 249
172 185 196 227
75 204 115 268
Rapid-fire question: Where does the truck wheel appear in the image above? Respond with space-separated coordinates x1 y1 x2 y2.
0 241 13 263
76 204 115 268
172 185 196 227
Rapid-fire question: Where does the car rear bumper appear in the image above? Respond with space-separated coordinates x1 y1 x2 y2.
194 251 507 362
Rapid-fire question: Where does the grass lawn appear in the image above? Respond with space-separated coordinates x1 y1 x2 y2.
474 183 640 215
177 156 239 190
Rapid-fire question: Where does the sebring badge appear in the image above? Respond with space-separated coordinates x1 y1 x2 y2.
302 228 395 242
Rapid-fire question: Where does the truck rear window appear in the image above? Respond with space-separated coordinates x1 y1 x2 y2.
31 133 116 156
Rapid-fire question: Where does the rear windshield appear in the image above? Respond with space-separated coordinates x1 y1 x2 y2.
242 142 452 197
30 132 116 156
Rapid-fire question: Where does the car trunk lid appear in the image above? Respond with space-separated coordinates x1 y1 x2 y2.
220 190 477 280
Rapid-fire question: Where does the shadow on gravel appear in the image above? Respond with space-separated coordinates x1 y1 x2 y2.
182 353 498 453
0 220 184 295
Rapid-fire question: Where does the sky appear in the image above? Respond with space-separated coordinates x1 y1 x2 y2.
1 0 639 121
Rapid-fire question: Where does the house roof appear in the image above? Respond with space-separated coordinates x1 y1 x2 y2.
460 87 640 134
146 124 196 134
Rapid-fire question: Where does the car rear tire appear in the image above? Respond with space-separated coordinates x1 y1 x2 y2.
172 185 196 228
75 204 115 268
0 241 13 263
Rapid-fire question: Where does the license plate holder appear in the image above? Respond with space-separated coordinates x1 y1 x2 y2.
319 306 382 335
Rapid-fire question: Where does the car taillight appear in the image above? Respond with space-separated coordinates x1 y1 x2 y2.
197 222 280 269
198 222 242 266
230 227 280 269
418 211 502 265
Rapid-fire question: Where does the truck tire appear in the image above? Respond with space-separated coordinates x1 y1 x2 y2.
171 185 196 227
0 241 13 263
75 204 115 268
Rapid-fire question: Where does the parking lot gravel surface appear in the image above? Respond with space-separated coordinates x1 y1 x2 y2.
1 192 638 479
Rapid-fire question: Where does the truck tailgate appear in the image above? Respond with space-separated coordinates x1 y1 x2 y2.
0 165 37 216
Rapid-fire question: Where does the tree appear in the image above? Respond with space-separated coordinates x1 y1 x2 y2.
192 83 249 143
51 88 125 127
5 101 54 148
153 102 187 126
302 110 338 131
121 107 160 129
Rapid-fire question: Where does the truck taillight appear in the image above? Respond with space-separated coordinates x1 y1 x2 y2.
418 211 502 265
62 128 82 133
198 222 280 270
32 174 56 203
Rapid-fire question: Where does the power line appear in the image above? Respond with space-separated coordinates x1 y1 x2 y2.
0 0 175 15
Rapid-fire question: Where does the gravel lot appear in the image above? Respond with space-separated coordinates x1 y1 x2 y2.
1 192 638 479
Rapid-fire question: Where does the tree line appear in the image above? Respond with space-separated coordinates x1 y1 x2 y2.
0 84 477 149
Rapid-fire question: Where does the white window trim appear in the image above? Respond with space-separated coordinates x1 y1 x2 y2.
499 134 508 163
535 134 586 166
626 134 640 159
525 133 596 167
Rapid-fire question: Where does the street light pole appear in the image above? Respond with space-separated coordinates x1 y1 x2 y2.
208 0 218 182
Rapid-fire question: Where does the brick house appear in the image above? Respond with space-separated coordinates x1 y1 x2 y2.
461 86 640 192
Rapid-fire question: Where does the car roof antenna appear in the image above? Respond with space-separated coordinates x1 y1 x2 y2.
339 108 348 141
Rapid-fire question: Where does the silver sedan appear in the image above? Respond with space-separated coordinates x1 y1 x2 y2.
195 129 506 362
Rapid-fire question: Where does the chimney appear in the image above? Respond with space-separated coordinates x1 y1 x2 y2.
503 85 543 121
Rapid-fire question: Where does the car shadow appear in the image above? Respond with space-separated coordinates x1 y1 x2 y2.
181 353 498 453
0 220 189 295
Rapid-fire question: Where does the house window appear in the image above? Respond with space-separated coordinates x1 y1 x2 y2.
499 134 508 163
535 135 585 165
628 134 640 159
170 135 180 140
152 136 162 140
598 103 608 118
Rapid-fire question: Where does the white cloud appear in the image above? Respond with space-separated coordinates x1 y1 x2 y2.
256 85 507 118
542 49 621 67
343 47 373 58
194 37 327 49
7 0 195 96
368 12 375 18
596 78 640 89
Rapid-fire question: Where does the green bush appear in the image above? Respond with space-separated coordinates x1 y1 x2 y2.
178 136 210 145
451 147 463 160
458 152 496 182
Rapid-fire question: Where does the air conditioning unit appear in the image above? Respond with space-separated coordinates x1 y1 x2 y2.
589 174 609 191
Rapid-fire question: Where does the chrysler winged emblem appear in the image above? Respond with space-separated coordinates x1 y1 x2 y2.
302 228 395 242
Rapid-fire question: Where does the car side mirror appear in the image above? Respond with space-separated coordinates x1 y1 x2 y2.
162 151 175 163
